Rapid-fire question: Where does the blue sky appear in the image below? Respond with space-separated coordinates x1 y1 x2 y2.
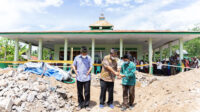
0 0 200 31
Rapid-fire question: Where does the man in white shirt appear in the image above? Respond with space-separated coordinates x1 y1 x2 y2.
157 60 162 75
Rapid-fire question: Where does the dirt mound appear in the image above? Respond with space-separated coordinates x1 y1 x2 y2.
134 68 200 112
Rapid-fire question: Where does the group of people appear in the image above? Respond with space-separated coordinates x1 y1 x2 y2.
152 55 199 75
124 54 199 76
72 46 136 111
72 46 200 111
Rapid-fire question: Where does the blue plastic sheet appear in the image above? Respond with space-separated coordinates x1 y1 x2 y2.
18 62 70 81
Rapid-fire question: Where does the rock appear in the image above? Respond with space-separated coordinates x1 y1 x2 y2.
18 75 28 80
0 98 13 112
14 98 22 106
27 91 37 102
20 93 28 102
37 94 43 100
34 84 46 92
0 69 75 111
68 93 73 98
22 85 29 92
56 88 67 94
7 71 14 77
0 80 8 88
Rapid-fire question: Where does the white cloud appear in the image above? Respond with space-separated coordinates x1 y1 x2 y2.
80 0 92 6
0 0 63 31
134 0 144 3
94 0 103 5
104 0 131 5
106 7 123 12
80 0 143 7
113 0 200 30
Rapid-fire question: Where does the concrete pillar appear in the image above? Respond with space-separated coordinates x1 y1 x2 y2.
148 38 153 74
169 43 172 57
179 38 184 64
28 43 32 60
160 47 163 61
14 39 19 61
63 39 68 70
64 39 68 61
120 38 123 58
70 47 73 61
54 45 60 60
38 39 43 60
91 38 95 74
91 38 95 64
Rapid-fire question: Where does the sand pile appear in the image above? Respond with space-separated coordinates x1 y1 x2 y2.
133 68 200 112
0 68 75 112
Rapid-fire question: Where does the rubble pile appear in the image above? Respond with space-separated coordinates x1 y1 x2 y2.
0 68 75 112
135 71 158 87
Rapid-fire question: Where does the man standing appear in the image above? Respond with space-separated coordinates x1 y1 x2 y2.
157 59 162 75
99 48 119 109
120 54 136 111
72 46 93 111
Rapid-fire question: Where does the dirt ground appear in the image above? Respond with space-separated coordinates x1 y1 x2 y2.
1 68 200 112
67 68 200 112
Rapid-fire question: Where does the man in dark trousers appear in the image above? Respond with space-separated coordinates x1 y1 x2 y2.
72 46 93 111
120 54 136 111
99 48 119 109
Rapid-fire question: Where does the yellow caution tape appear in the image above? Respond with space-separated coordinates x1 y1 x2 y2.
0 61 27 64
0 60 73 64
0 60 150 67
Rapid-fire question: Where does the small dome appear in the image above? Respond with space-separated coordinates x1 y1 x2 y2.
89 14 113 30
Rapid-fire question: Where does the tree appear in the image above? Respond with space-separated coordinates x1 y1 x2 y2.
0 37 28 61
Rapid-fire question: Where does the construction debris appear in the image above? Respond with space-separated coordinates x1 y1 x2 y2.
135 71 158 87
18 62 71 81
0 68 75 112
1 67 200 112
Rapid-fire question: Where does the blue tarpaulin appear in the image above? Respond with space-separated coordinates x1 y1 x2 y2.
18 62 71 81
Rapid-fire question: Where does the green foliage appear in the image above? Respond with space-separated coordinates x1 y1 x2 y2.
184 37 200 57
0 37 28 61
43 48 51 60
184 24 200 58
157 24 200 60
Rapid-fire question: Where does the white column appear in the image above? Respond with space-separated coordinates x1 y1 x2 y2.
148 38 153 74
169 43 172 57
38 39 43 60
179 38 184 63
70 47 74 61
14 39 19 61
120 38 123 58
64 39 68 61
91 38 95 65
160 47 163 61
28 43 32 60
54 45 60 60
